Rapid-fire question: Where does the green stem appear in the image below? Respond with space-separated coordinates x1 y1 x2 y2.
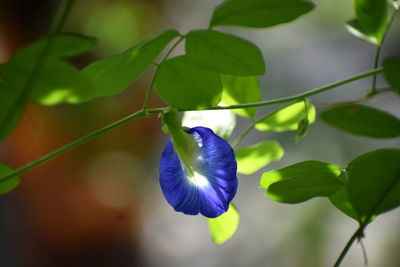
232 123 254 148
0 108 165 182
142 36 184 111
0 68 383 182
48 0 75 35
370 46 381 95
208 68 383 111
368 9 398 96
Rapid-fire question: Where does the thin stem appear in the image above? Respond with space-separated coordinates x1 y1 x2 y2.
0 108 166 182
232 123 254 148
370 46 381 95
142 36 184 111
0 68 383 182
207 68 383 111
368 9 398 96
48 0 75 35
334 227 365 267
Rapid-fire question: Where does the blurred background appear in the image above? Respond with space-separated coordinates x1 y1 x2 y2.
0 0 399 266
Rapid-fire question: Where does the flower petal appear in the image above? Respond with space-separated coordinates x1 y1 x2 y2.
159 127 238 218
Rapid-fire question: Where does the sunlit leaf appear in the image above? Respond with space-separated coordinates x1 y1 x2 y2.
346 19 380 45
260 161 343 203
182 109 236 141
185 30 265 76
0 163 20 195
155 56 222 109
221 75 261 118
255 100 316 132
210 0 315 29
207 203 239 244
1 57 92 105
321 104 400 138
83 29 179 99
383 57 400 90
354 0 389 45
347 149 400 223
235 141 284 175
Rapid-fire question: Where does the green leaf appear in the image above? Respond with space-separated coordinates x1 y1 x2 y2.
82 29 179 99
0 79 24 143
32 33 96 58
1 57 92 105
328 171 359 221
254 100 316 132
207 203 239 244
347 149 400 223
155 56 223 109
6 33 96 67
329 185 360 221
210 0 315 29
235 141 284 175
0 163 20 195
383 57 400 90
221 75 261 118
185 30 265 76
260 161 343 203
295 117 309 142
345 19 380 45
321 104 400 138
182 110 236 141
354 0 389 45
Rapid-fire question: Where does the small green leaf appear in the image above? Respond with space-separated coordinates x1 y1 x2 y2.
235 141 284 175
207 203 239 244
182 110 236 141
321 104 400 138
295 117 309 142
210 0 315 29
347 149 400 223
155 56 223 109
221 75 261 118
355 0 389 45
185 30 265 76
82 29 179 99
0 163 20 195
254 100 316 132
260 161 343 203
346 19 380 45
383 57 400 90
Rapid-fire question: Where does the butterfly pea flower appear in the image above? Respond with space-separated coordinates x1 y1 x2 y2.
159 126 238 218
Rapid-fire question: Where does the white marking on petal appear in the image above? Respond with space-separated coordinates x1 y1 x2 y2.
188 171 210 188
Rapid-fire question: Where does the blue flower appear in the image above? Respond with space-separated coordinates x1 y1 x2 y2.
159 126 238 218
